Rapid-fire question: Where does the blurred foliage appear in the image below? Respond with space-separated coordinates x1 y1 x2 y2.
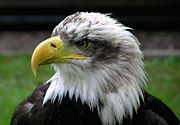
0 54 179 125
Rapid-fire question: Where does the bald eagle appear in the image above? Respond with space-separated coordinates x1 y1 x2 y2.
11 12 179 125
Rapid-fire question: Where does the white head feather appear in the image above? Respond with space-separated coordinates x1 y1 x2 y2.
43 12 146 125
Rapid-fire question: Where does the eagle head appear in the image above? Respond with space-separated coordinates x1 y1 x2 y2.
31 12 146 125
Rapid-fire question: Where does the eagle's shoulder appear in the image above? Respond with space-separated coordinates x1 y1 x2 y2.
10 81 50 125
10 81 102 125
122 91 180 125
142 92 180 125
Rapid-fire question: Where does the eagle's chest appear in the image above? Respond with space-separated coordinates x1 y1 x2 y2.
43 95 102 125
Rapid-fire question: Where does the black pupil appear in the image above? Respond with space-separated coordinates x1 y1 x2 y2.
78 41 87 48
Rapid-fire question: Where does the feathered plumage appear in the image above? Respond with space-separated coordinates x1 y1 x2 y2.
11 12 179 125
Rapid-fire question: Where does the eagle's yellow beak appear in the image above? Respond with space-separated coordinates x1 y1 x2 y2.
31 36 86 76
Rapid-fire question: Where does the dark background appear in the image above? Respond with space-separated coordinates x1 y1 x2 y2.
0 0 180 30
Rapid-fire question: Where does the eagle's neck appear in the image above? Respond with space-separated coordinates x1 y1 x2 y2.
43 60 146 125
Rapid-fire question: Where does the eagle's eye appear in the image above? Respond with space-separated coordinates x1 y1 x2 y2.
76 40 91 50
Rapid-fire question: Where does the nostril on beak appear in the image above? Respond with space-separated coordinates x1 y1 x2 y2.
51 43 57 48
